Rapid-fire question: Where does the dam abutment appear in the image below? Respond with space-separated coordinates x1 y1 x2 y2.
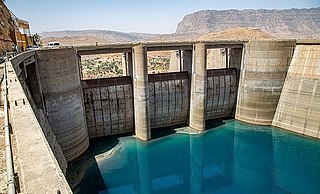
272 44 320 138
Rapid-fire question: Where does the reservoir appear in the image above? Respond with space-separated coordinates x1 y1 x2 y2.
67 119 320 194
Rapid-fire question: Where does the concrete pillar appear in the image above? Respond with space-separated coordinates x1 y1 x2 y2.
122 52 133 76
189 43 207 131
229 48 242 79
182 50 192 74
133 45 151 140
169 50 181 72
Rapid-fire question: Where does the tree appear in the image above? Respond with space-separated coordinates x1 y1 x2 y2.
32 33 42 46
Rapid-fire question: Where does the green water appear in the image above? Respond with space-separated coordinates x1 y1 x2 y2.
67 119 320 194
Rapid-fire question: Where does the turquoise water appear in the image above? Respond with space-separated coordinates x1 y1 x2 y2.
67 119 320 194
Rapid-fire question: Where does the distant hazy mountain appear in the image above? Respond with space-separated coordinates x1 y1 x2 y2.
40 7 320 46
40 30 159 43
176 8 320 38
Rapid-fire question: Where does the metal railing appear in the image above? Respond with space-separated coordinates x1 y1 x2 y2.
3 60 16 194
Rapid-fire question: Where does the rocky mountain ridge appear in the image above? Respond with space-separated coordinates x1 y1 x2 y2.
176 7 320 38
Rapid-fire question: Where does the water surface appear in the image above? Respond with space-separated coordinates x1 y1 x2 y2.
67 119 320 194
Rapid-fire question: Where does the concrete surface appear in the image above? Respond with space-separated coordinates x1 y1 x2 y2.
82 77 134 138
189 43 207 131
272 45 320 138
133 45 151 140
36 48 89 162
7 61 72 193
206 68 237 119
149 72 190 128
236 41 295 125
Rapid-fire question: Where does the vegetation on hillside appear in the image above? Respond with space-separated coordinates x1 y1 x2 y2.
81 57 123 79
80 54 170 79
148 56 170 74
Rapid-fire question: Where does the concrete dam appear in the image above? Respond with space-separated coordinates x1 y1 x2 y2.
6 40 320 193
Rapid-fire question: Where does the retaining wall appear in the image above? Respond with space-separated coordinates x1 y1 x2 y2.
236 41 295 125
272 45 320 138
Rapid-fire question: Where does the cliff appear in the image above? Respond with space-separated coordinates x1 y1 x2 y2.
0 0 15 55
176 8 320 39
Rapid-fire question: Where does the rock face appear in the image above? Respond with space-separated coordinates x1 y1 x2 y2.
176 8 320 38
0 1 15 55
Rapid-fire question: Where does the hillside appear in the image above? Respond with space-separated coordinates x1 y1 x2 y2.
40 30 159 44
198 28 275 41
42 35 111 46
176 8 320 39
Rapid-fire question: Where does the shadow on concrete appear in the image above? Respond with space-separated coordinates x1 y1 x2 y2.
66 133 132 194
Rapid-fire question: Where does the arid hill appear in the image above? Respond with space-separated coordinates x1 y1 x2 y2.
42 35 111 46
40 30 159 44
198 28 275 41
176 8 320 39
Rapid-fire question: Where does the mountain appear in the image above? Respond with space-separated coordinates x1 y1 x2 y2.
176 8 320 38
40 30 159 44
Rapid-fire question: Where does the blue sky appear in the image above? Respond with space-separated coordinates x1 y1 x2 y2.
5 0 320 34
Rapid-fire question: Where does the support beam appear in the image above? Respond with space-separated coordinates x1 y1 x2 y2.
122 52 133 76
181 50 192 75
189 43 207 131
133 45 151 140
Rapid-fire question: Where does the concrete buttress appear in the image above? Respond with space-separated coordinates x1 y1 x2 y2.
133 45 151 140
189 43 207 131
36 48 89 162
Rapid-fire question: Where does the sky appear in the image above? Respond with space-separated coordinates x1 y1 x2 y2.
5 0 320 34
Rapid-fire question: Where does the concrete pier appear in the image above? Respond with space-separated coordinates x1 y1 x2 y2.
189 43 207 131
37 48 89 161
236 41 295 125
133 45 151 140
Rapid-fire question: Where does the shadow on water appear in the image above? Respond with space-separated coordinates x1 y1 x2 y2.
66 133 132 194
205 116 233 129
151 125 180 140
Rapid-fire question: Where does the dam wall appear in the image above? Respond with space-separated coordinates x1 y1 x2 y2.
82 76 134 138
235 41 295 125
36 48 89 162
10 51 67 172
272 45 320 138
8 53 72 193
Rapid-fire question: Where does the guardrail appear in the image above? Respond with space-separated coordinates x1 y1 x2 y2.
3 60 17 194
